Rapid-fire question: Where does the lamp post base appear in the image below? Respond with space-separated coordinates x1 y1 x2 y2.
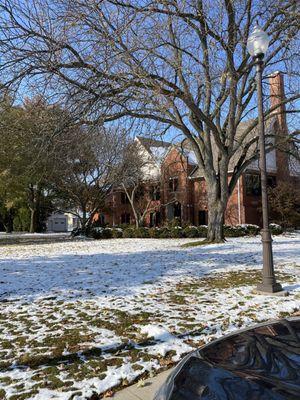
255 282 286 296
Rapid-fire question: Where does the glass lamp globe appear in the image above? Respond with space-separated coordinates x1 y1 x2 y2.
247 25 270 57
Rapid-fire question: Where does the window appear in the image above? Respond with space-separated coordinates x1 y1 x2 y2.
174 202 181 220
156 211 161 225
121 192 129 204
169 177 178 192
245 174 277 196
198 210 207 225
245 174 261 196
121 213 130 224
150 211 161 227
151 186 161 200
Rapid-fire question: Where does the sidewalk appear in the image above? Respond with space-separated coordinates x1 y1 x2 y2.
112 368 173 400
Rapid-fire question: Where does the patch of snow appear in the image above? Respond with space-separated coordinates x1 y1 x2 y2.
140 324 193 361
0 234 299 399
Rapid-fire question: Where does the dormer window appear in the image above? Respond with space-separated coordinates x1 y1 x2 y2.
169 177 178 192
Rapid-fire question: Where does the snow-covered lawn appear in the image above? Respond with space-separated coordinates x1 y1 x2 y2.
0 234 299 400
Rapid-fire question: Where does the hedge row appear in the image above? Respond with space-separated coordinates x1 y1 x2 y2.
81 223 283 240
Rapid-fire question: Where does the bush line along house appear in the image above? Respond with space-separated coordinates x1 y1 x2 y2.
100 72 300 228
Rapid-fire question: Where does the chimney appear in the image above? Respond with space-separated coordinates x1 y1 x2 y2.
268 71 289 181
269 71 288 132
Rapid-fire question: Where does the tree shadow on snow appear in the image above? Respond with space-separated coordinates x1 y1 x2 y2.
0 240 298 303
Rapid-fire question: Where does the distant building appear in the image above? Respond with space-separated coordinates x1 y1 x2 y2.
46 212 80 232
99 72 300 227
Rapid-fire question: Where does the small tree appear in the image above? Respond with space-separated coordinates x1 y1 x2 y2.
50 126 128 230
121 183 161 228
268 181 300 228
118 142 161 228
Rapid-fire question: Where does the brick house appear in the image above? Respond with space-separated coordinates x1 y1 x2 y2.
100 72 299 227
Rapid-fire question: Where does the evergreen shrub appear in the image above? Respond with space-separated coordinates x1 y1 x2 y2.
239 224 260 236
170 226 185 238
198 225 208 238
135 227 150 238
270 223 283 235
149 227 161 238
123 227 136 238
112 228 123 238
183 226 199 238
224 225 246 237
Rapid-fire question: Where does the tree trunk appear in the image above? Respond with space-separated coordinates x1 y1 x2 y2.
207 205 225 242
206 185 228 243
28 184 38 233
130 201 139 228
5 208 14 233
29 208 36 233
82 208 87 229
133 208 141 228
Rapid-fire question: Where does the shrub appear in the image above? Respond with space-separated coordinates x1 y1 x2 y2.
183 226 199 238
149 227 161 238
239 224 260 236
90 227 114 239
224 225 246 237
123 227 136 238
135 227 150 238
159 227 171 238
166 218 181 229
268 182 300 229
112 228 123 238
89 227 102 239
270 223 283 235
197 225 208 238
101 227 113 239
170 226 185 238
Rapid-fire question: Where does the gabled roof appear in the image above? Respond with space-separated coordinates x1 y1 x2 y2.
136 136 171 151
135 136 171 164
135 117 279 178
189 118 277 178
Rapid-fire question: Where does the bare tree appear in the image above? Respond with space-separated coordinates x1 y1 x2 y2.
268 181 300 228
118 142 161 227
50 126 128 230
0 0 299 241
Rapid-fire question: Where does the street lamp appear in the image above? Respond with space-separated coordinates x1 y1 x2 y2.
247 25 283 294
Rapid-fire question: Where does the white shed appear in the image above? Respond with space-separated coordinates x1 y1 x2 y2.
46 213 80 232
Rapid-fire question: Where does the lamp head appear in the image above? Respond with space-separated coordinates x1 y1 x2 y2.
247 24 270 57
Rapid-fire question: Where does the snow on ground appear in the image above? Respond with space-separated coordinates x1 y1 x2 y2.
0 233 70 238
0 234 299 399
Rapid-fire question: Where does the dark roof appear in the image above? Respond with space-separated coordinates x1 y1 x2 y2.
137 118 278 177
136 136 171 152
189 118 277 178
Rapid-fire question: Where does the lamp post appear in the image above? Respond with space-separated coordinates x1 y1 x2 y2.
247 25 283 293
